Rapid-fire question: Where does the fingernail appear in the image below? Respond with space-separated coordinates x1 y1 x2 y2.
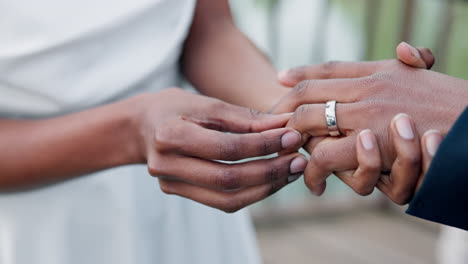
359 129 374 150
394 113 414 140
424 130 442 156
281 130 302 149
277 69 289 80
289 156 307 174
288 174 301 183
280 112 294 117
403 42 421 59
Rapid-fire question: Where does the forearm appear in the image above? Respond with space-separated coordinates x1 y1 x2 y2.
182 0 288 112
0 97 142 190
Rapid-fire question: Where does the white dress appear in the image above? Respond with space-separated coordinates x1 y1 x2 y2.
0 1 261 263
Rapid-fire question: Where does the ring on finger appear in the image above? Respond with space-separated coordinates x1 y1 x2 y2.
325 101 341 137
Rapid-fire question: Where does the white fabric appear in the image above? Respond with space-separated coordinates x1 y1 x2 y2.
0 1 261 263
437 226 468 264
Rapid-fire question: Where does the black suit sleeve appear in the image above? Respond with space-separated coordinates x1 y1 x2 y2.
406 107 468 230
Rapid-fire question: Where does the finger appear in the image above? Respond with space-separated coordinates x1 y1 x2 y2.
396 42 435 69
396 42 427 68
416 47 435 70
335 130 381 196
192 101 293 133
304 135 358 195
272 77 367 114
334 170 354 178
303 136 328 153
149 153 307 191
416 130 443 190
278 61 382 87
155 122 302 161
377 113 421 205
286 103 353 137
158 174 298 213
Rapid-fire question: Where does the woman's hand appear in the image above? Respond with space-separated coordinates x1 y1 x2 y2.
132 88 306 212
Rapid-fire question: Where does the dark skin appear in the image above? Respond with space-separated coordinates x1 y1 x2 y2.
0 0 306 213
182 3 445 206
0 0 448 211
181 0 289 111
274 42 468 204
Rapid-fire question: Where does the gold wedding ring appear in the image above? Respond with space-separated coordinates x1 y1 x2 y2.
325 101 341 137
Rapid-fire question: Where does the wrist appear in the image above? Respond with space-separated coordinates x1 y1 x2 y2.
110 95 149 165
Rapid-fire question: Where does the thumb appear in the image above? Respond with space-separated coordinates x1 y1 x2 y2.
416 130 443 190
396 42 435 69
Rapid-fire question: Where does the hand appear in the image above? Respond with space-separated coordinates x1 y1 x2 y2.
275 42 435 89
132 88 306 212
268 43 436 201
345 113 443 204
273 45 468 202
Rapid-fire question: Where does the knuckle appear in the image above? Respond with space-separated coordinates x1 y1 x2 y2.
248 108 263 119
360 159 381 172
147 157 166 176
310 148 331 169
297 104 311 114
390 188 412 205
354 181 375 196
222 206 240 214
216 169 241 190
289 104 311 129
400 153 422 168
218 140 243 160
319 60 340 78
392 195 410 206
369 72 393 87
158 179 174 195
154 122 182 151
256 132 275 156
289 106 303 125
294 80 314 98
220 197 244 213
287 66 307 82
264 163 282 183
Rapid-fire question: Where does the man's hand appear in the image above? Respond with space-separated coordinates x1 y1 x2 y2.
275 42 435 89
271 43 468 204
353 114 443 202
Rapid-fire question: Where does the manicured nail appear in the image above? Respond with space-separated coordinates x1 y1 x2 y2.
277 69 289 80
288 174 301 183
359 129 374 150
394 113 414 140
424 130 442 156
281 130 302 149
289 156 307 174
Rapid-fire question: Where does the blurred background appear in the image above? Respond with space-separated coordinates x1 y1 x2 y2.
229 0 468 263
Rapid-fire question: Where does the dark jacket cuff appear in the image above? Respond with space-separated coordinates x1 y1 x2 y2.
406 107 468 230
